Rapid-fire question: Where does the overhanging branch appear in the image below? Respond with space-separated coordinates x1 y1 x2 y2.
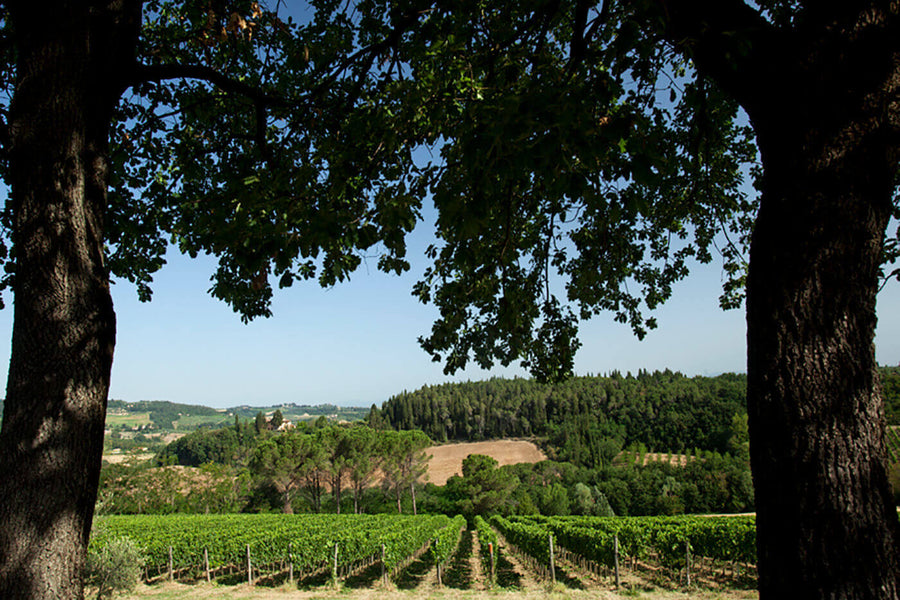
652 0 779 107
129 63 293 108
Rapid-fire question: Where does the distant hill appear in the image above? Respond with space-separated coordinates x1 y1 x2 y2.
228 403 369 422
104 399 368 432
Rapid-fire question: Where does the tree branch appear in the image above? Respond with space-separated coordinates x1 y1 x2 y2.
652 0 779 108
129 63 294 108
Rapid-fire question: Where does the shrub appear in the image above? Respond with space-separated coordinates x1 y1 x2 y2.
85 537 144 600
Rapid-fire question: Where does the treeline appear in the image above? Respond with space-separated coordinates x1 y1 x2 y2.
228 403 368 421
101 419 431 516
370 370 747 464
93 366 898 518
374 368 900 451
100 418 752 518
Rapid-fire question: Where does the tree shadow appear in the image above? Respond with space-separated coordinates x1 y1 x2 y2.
342 561 383 589
394 550 435 590
443 529 474 589
494 551 522 589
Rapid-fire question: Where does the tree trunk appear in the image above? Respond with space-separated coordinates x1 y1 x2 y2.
746 91 900 599
282 490 294 514
332 472 342 514
410 481 417 516
0 3 139 599
652 3 900 596
314 472 321 513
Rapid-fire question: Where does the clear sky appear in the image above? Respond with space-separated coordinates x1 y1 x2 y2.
0 214 897 409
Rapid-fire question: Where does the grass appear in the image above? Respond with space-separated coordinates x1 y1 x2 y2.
106 412 153 427
114 581 758 600
173 415 232 428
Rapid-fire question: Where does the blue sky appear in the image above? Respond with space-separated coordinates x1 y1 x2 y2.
1 219 896 409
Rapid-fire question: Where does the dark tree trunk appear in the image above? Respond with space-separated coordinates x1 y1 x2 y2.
0 2 140 599
747 123 900 599
314 472 321 513
742 12 900 599
332 472 342 514
655 3 900 597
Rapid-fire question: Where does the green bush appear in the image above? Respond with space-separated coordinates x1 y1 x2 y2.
85 537 144 600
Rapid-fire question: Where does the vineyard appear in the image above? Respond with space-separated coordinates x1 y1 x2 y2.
491 514 756 586
92 513 758 596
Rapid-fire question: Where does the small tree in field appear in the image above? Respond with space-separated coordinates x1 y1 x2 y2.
84 537 144 600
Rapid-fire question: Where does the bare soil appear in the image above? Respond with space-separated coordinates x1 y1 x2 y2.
424 440 547 485
102 453 155 464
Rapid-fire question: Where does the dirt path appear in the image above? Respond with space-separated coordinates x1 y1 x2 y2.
392 547 436 591
467 531 487 590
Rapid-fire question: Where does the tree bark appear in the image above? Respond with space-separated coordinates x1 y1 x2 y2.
0 2 140 598
333 472 342 514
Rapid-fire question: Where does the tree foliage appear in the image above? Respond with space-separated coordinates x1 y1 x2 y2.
441 454 520 519
0 0 765 364
97 462 250 515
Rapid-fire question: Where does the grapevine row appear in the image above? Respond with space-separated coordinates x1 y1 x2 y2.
90 513 457 580
506 515 756 569
430 515 467 567
473 515 498 584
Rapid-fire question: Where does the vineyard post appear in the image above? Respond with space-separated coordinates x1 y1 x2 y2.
167 546 173 581
685 540 691 587
246 544 252 585
548 534 556 584
381 543 386 584
203 547 210 582
614 535 621 588
489 541 495 586
435 538 442 587
288 542 294 584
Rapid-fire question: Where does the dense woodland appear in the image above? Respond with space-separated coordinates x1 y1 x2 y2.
372 370 748 465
